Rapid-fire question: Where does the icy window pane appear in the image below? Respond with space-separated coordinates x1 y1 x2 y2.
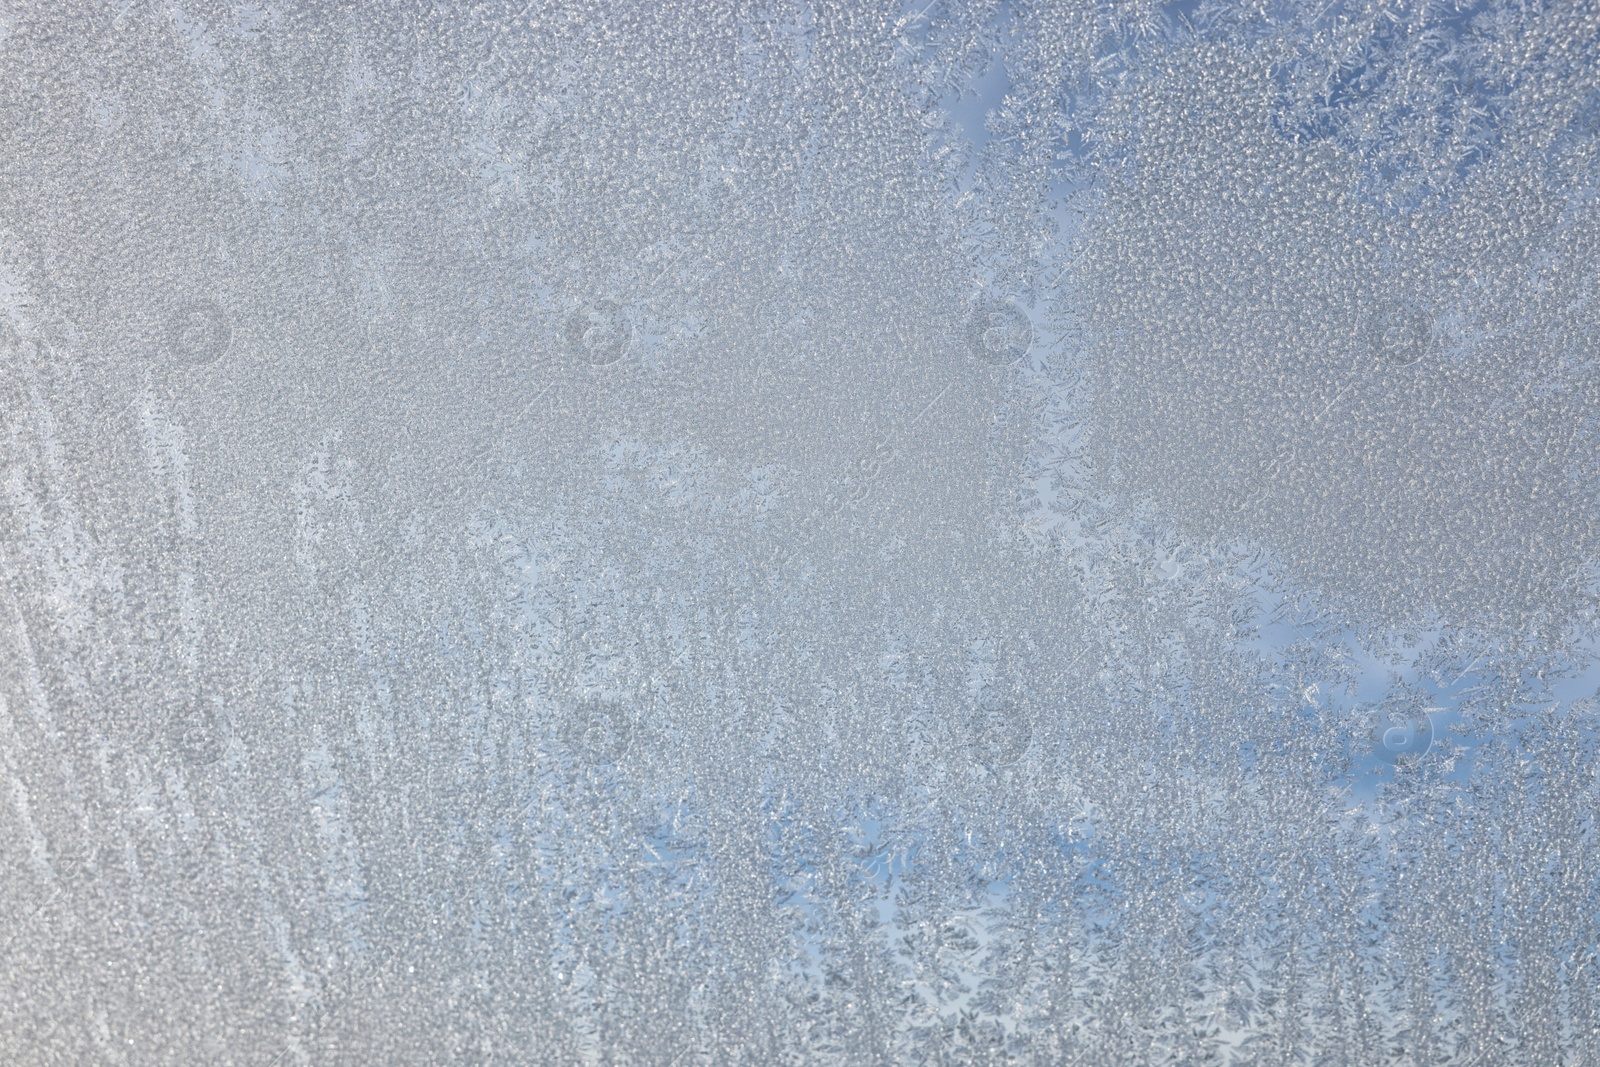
2 1 1598 1063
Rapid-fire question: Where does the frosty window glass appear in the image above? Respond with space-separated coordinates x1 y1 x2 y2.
2 2 1597 1063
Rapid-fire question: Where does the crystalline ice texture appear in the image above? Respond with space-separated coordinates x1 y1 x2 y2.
0 2 1596 1064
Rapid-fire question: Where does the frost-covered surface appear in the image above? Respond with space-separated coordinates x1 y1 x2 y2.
1 1 1598 1063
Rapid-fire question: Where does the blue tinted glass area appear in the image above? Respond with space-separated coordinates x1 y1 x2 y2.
2 2 1598 1063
